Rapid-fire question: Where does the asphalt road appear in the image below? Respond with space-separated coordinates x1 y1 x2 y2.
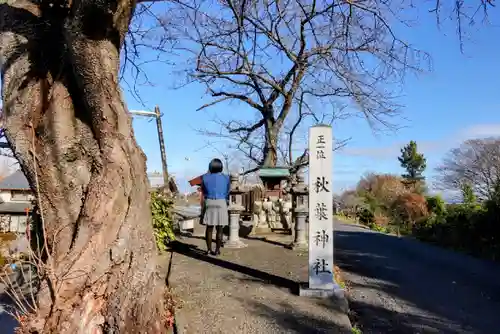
0 291 17 334
334 221 500 334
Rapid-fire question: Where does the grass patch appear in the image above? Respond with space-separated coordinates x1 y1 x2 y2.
366 222 389 234
334 266 361 333
334 214 357 224
335 214 397 236
334 265 346 289
351 325 362 334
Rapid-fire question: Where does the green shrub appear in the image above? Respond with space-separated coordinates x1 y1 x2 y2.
368 222 388 233
414 203 499 258
151 191 176 252
461 184 477 204
357 208 375 225
425 195 446 216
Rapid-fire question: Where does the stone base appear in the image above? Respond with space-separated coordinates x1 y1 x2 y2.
288 241 308 251
224 239 248 248
298 283 349 313
251 226 272 234
298 283 345 298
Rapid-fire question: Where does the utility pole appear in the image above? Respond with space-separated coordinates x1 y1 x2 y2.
129 106 169 189
154 106 169 188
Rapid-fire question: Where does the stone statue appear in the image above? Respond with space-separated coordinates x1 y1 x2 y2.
280 194 293 232
250 180 295 234
262 197 275 228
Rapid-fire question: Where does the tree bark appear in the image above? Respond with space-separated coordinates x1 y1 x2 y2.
0 0 168 333
262 118 279 168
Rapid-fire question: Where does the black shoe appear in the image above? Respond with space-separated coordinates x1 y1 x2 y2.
214 249 221 256
204 250 211 256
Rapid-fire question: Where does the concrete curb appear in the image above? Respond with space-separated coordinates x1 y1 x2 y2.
338 220 419 241
333 281 354 330
337 288 351 315
343 222 370 230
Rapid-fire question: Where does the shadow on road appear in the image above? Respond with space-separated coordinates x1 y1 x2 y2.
347 298 456 334
334 226 500 333
169 241 299 294
234 297 352 334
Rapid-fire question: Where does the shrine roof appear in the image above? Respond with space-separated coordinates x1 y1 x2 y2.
188 175 203 187
258 167 290 178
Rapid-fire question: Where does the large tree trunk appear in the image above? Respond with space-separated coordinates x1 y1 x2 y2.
0 0 168 333
262 119 279 168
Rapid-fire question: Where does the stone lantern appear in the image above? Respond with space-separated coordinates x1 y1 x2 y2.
289 170 308 250
226 173 247 248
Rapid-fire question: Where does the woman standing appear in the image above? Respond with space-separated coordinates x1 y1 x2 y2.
201 158 230 256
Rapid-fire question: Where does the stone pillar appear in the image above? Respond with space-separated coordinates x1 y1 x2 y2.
289 171 309 251
226 173 247 248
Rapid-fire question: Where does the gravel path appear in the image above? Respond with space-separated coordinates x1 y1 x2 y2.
335 221 500 334
169 224 352 334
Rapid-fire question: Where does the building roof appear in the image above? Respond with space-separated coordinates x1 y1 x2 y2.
0 170 30 190
0 202 32 214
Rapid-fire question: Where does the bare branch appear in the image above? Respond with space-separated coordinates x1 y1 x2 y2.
209 90 265 111
168 0 429 172
228 119 266 134
430 0 496 52
435 137 500 200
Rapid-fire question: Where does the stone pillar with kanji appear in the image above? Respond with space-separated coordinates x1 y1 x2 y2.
300 124 342 297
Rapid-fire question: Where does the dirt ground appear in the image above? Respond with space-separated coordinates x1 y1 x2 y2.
168 223 352 334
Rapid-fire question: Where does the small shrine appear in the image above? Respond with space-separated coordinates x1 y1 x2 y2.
188 174 203 187
250 167 293 234
258 167 290 199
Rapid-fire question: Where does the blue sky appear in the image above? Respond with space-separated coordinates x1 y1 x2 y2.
125 5 500 194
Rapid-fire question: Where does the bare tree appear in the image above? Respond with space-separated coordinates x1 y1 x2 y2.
0 0 170 332
169 0 428 172
277 92 350 175
339 189 365 216
436 137 500 200
0 0 494 331
430 0 496 52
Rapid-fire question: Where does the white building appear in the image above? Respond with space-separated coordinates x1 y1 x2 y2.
0 170 34 233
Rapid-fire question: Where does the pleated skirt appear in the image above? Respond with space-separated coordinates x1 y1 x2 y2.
202 199 229 226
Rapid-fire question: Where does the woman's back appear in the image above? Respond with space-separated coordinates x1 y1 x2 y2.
201 158 229 256
202 173 230 200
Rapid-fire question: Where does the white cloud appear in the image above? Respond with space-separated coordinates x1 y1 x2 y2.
337 123 500 160
338 139 449 159
461 124 500 138
333 168 359 176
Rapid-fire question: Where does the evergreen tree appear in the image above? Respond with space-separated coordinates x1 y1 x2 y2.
461 183 477 204
398 141 427 184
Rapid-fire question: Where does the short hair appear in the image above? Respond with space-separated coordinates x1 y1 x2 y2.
208 158 224 174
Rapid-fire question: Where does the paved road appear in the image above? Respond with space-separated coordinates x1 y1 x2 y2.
173 205 201 220
334 221 500 334
0 292 17 334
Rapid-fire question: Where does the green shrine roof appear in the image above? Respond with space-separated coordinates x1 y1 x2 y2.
258 167 290 178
